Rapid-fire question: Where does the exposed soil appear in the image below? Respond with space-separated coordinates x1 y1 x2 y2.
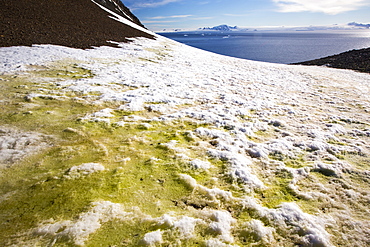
293 47 370 73
0 0 154 49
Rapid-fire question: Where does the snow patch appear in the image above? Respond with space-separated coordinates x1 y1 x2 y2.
243 220 275 244
35 201 133 246
65 163 105 179
0 128 51 166
140 230 163 246
179 174 233 202
189 159 212 170
154 214 202 239
265 202 333 247
205 210 236 243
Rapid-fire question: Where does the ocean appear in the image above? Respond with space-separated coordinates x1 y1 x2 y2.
159 30 370 64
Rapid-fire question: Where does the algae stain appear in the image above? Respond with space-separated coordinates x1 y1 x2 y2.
268 153 308 169
30 61 95 80
1 66 298 246
1 69 206 245
0 116 212 245
86 219 156 247
258 169 298 208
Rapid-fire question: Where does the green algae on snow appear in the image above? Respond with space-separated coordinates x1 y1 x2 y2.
29 61 95 80
0 71 244 245
0 66 212 245
3 58 360 246
0 74 273 246
0 116 213 245
268 152 309 169
257 169 298 209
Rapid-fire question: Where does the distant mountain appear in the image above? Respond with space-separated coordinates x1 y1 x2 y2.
200 25 240 31
159 22 370 33
348 22 370 29
0 0 154 49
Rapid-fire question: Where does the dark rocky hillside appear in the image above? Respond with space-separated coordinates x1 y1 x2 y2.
93 0 144 27
0 0 154 49
293 47 370 73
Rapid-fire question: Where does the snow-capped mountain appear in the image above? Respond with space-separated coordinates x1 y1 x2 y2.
348 22 370 28
161 22 370 33
200 24 240 31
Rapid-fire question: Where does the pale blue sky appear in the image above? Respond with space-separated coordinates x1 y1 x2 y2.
122 0 370 31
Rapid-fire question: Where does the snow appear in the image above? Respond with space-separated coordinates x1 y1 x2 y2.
189 158 212 170
195 127 265 189
1 29 370 246
140 230 163 246
207 210 236 243
153 214 203 240
35 201 133 246
179 174 233 201
66 163 105 178
245 220 275 243
91 108 115 118
108 0 133 21
205 238 239 247
263 202 334 247
0 128 51 166
172 216 202 239
91 0 155 36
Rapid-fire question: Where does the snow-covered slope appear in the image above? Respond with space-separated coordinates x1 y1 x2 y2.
1 34 369 246
1 2 370 245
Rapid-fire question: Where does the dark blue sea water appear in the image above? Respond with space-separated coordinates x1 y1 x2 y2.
159 31 370 64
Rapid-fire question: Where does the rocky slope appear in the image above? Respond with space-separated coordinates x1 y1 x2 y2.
0 0 154 49
293 47 370 73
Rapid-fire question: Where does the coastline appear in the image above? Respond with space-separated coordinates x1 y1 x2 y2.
159 30 370 65
293 47 370 73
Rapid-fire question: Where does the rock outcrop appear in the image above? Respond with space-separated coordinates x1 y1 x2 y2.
293 47 370 73
0 0 154 49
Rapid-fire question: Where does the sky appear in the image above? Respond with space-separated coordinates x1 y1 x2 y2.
122 0 370 31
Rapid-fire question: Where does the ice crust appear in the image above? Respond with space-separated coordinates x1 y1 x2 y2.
1 32 370 246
